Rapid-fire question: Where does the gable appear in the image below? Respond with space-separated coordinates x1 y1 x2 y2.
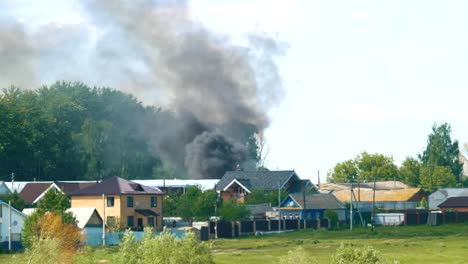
280 195 302 209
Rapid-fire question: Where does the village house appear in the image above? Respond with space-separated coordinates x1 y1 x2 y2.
215 170 318 203
0 199 27 250
438 197 468 212
332 187 424 211
428 188 468 210
70 176 164 231
279 193 345 220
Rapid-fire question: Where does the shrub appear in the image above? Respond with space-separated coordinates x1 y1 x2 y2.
279 246 317 264
16 236 62 264
325 210 339 229
331 243 398 264
22 212 82 262
114 227 213 264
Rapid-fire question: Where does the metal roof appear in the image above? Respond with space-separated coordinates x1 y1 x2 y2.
333 188 422 202
216 170 297 191
438 196 468 208
70 176 163 196
288 193 345 210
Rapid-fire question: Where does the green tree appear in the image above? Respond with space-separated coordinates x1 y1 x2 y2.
176 186 203 221
419 123 462 184
328 152 398 183
22 189 77 247
0 190 25 211
193 189 219 220
399 157 421 187
218 200 250 221
419 165 457 192
244 189 287 206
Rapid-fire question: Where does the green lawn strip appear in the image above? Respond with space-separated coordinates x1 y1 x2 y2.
1 223 468 263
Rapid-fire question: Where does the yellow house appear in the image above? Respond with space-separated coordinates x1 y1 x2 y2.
70 176 164 231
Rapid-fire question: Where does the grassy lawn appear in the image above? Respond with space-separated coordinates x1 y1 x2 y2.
1 223 468 263
211 223 468 264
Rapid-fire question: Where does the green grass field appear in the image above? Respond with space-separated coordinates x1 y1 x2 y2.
2 223 468 263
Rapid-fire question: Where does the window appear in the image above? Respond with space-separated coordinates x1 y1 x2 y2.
151 196 157 207
127 196 134 207
127 216 134 227
147 217 154 227
107 216 116 226
107 197 114 207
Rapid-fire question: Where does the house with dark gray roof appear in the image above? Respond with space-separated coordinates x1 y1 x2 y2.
216 170 318 203
70 176 164 231
438 196 468 212
279 193 345 220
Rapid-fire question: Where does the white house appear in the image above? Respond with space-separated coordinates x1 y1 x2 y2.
0 200 27 243
66 207 103 246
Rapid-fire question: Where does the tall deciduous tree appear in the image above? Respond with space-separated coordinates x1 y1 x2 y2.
328 152 398 183
419 166 457 192
419 123 463 184
399 157 422 187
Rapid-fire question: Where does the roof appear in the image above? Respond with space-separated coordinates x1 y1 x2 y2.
429 188 468 209
66 207 103 229
56 182 98 195
288 193 345 210
70 176 163 196
438 197 468 208
246 203 273 216
135 209 159 216
319 181 409 192
216 170 297 191
132 179 219 190
0 199 27 218
288 179 318 194
333 188 422 202
19 182 58 204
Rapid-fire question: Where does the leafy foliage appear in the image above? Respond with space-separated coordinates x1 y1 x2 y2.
398 157 421 187
325 210 339 229
279 246 317 264
331 243 398 264
19 212 82 263
419 166 457 192
244 189 287 206
218 200 250 221
328 152 398 183
0 190 25 211
113 228 213 264
0 82 260 181
22 189 77 247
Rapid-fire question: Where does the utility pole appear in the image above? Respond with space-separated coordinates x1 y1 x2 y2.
371 178 376 232
102 193 106 246
278 181 281 232
8 200 12 251
350 182 353 231
11 172 14 191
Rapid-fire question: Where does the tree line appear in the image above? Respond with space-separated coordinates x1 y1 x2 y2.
327 123 465 192
0 82 259 181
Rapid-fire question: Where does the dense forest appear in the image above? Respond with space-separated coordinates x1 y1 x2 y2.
0 82 260 181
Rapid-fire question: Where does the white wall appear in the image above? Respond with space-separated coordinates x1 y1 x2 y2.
0 204 26 242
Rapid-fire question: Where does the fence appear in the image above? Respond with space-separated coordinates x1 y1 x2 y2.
209 219 329 238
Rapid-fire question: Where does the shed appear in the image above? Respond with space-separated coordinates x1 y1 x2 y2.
67 207 103 245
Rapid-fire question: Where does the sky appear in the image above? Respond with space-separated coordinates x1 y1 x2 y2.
2 0 468 183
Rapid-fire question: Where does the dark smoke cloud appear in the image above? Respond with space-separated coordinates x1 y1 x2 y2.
0 0 285 179
185 131 247 179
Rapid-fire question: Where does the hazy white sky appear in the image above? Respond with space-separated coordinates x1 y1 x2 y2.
191 0 468 182
3 0 468 183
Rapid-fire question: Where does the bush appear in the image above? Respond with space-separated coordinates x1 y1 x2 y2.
279 246 317 264
331 243 398 264
23 212 82 252
325 210 339 229
114 227 213 264
15 237 62 264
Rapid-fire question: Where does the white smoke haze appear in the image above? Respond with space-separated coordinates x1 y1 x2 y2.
0 0 286 179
